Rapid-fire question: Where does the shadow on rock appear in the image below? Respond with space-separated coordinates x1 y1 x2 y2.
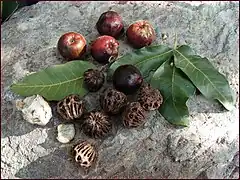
1 99 37 138
15 148 84 179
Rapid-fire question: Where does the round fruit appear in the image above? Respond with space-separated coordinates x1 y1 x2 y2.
83 69 105 92
57 32 87 60
96 11 124 39
126 20 156 49
91 35 119 64
113 64 143 95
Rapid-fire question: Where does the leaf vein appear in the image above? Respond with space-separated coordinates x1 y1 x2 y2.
12 77 83 88
134 49 173 66
175 50 228 102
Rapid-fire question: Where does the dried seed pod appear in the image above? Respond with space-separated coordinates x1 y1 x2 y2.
83 69 105 92
82 111 112 138
73 141 97 169
138 83 163 111
100 88 127 115
122 102 146 128
57 95 84 121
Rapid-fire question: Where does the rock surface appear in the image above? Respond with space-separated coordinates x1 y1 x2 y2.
1 1 239 179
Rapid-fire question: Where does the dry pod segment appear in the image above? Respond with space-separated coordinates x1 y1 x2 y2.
122 102 146 128
73 141 97 169
82 111 112 138
57 94 84 121
138 83 163 111
100 87 127 114
83 69 105 92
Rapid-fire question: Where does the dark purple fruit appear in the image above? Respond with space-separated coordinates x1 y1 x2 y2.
96 11 124 39
113 64 143 95
91 35 119 64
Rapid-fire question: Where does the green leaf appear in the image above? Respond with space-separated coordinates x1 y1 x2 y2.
150 60 196 127
174 45 235 111
2 1 19 22
10 60 95 101
108 45 173 80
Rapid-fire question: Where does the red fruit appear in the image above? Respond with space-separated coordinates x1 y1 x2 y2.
126 20 156 49
57 32 87 60
96 11 124 39
91 35 119 64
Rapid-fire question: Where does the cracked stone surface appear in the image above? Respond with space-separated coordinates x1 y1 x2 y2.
1 1 239 179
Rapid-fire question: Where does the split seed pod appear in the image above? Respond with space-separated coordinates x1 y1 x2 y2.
82 111 112 138
100 88 127 115
138 83 163 111
57 94 84 121
83 69 105 92
73 141 97 169
122 102 146 128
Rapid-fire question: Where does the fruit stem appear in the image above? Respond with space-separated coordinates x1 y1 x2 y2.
174 33 178 49
99 60 115 72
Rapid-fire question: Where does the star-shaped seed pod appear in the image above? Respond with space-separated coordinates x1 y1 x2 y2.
100 87 128 115
83 69 105 92
122 102 146 128
138 83 163 111
82 111 112 138
57 94 84 121
73 141 97 169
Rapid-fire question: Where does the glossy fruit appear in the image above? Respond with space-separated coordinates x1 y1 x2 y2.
91 35 119 64
126 20 156 49
113 64 143 95
96 11 124 39
57 32 87 60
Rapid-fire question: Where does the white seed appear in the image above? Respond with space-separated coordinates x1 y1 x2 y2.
56 124 75 143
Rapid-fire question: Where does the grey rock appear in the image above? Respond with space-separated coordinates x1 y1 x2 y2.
1 1 239 179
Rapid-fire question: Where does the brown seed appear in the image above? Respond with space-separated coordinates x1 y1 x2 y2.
122 102 146 128
82 111 112 138
100 88 127 115
83 69 105 92
57 94 84 121
138 83 163 111
73 141 97 169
